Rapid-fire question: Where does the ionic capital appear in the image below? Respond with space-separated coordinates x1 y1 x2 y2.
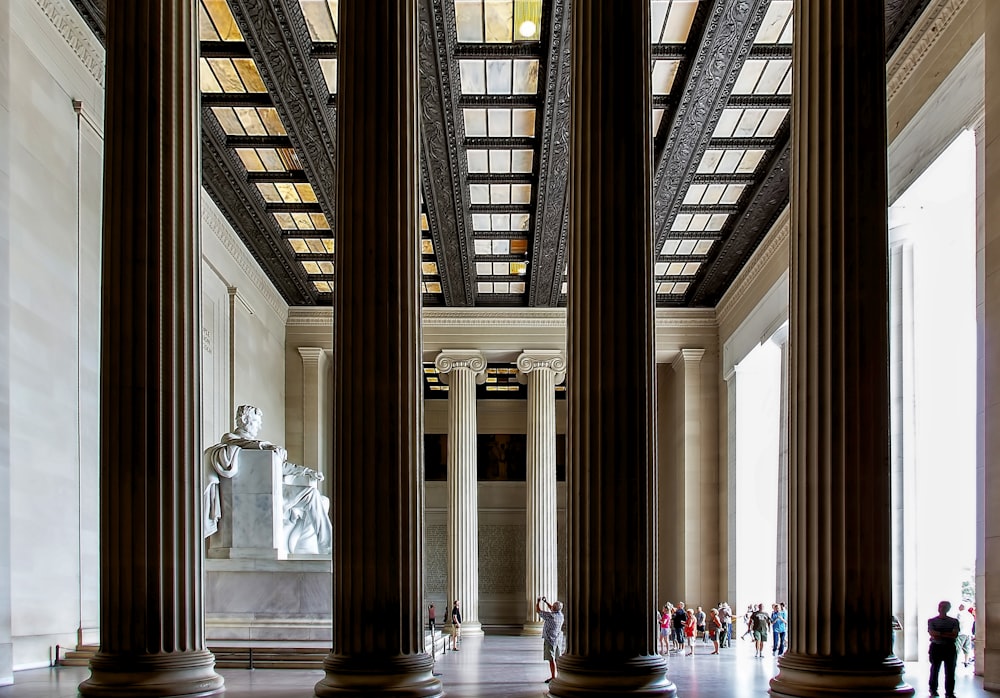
434 350 487 385
516 350 567 385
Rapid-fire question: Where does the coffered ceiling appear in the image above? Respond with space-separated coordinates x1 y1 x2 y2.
72 0 931 309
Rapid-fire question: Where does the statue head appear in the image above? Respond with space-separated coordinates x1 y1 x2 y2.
235 405 263 437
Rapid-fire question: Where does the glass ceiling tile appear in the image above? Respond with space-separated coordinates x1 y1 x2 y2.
688 213 710 231
512 60 539 94
289 239 309 253
658 282 675 294
233 107 265 135
199 6 220 41
755 1 792 44
682 262 701 275
652 60 680 95
484 0 514 42
319 59 338 94
424 281 443 294
510 261 527 275
721 184 745 204
314 281 332 293
323 238 335 253
490 184 511 204
779 15 793 44
477 261 493 275
779 68 792 94
511 281 526 293
513 0 542 41
676 240 696 255
713 109 741 138
702 184 727 205
474 239 492 254
212 107 245 134
473 214 492 230
757 108 788 137
258 108 287 135
511 184 532 204
460 61 487 94
207 58 247 93
492 239 511 254
737 149 766 173
512 108 535 136
707 213 729 231
486 60 513 93
422 239 435 255
653 109 665 134
716 149 745 173
511 239 528 254
292 212 314 229
303 239 324 253
421 213 429 230
274 212 295 229
491 214 511 231
299 0 339 42
478 281 494 293
655 262 668 275
733 108 766 137
494 282 511 293
756 60 790 94
697 150 722 174
651 0 698 43
456 0 485 42
511 150 534 173
492 262 508 275
310 213 330 229
200 58 224 93
672 214 691 232
276 183 301 203
488 109 512 136
296 183 318 203
202 0 243 41
236 148 266 172
470 184 490 204
674 281 690 294
302 261 321 274
667 262 685 275
318 261 335 274
257 183 281 202
422 262 439 275
257 148 287 171
733 60 765 94
511 213 530 230
233 58 267 92
683 184 706 205
661 239 680 255
489 150 512 173
465 109 489 136
694 240 714 255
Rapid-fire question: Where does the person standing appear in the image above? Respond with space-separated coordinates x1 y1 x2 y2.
695 606 707 644
672 602 687 652
927 600 960 697
536 597 564 684
771 602 787 655
428 603 436 633
450 600 462 650
657 604 671 654
708 608 722 654
684 609 696 655
751 604 771 658
718 603 732 648
956 603 974 667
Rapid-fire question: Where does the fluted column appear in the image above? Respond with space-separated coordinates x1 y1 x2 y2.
770 326 789 607
517 350 566 635
435 350 486 638
78 1 223 695
770 2 911 695
298 346 327 470
315 1 441 695
553 1 673 695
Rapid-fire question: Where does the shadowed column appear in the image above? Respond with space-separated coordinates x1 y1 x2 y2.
314 1 441 695
78 1 223 696
769 2 912 696
550 1 674 695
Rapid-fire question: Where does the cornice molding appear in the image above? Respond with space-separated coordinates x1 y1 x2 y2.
887 0 970 103
715 205 790 329
36 0 105 86
201 193 289 326
423 308 566 327
654 308 718 329
286 307 334 326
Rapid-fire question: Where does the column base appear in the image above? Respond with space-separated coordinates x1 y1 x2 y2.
770 652 913 697
549 653 675 697
315 652 443 697
79 649 224 697
455 620 484 638
521 621 543 636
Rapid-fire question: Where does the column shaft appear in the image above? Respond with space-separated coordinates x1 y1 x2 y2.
316 0 440 695
436 351 486 637
298 347 327 470
554 1 672 695
771 1 911 695
79 1 222 695
518 352 565 634
772 328 789 607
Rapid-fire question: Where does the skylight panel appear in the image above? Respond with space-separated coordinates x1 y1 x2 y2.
755 1 792 44
319 59 338 94
299 0 339 42
465 109 489 136
512 109 535 136
201 0 243 41
651 0 699 44
652 60 680 95
488 109 512 136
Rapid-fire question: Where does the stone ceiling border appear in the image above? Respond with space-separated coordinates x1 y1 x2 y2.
287 307 334 326
38 0 105 86
887 0 971 102
715 205 789 329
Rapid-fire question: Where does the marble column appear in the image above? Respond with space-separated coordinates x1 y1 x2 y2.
315 1 440 695
982 3 1000 689
769 326 789 608
435 350 486 638
298 347 328 470
517 350 566 635
723 369 738 604
78 1 223 696
769 1 911 695
552 1 673 695
0 0 10 684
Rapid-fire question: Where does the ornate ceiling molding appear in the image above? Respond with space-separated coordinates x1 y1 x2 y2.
286 307 335 327
689 134 790 307
40 0 105 86
202 110 315 305
424 308 567 327
651 0 770 252
201 195 289 325
714 205 789 329
527 0 572 307
886 0 935 56
887 0 970 103
226 0 338 224
418 0 475 306
654 308 718 328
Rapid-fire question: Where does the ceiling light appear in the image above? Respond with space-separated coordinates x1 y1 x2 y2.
518 20 537 38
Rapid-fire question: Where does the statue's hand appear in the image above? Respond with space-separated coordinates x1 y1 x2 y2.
310 470 324 482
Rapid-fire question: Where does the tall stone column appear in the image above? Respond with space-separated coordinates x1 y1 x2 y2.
769 325 789 607
517 350 565 635
78 1 223 696
0 0 10 684
770 1 911 695
435 350 486 638
552 1 673 695
298 346 328 470
314 1 440 695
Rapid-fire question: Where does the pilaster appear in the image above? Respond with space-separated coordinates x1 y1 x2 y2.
78 1 222 694
314 1 440 695
435 350 487 638
769 325 789 608
517 350 565 635
770 1 911 694
297 346 328 471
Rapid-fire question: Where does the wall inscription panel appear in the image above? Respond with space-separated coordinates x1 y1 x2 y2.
479 523 526 595
424 522 447 598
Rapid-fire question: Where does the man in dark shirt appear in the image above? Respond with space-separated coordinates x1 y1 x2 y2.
450 600 462 650
927 600 960 697
672 602 687 651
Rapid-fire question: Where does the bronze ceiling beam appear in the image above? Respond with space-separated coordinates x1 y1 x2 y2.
526 0 571 307
417 0 478 306
651 0 772 259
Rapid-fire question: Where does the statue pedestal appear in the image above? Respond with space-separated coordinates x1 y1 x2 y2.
208 450 286 560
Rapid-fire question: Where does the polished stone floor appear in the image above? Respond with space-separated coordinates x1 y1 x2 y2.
0 635 989 697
